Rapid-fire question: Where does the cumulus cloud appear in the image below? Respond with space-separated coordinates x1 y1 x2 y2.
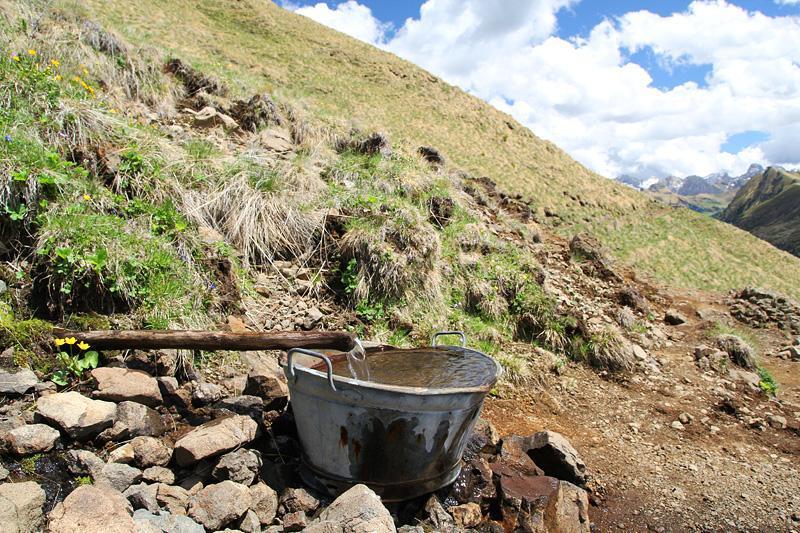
288 1 800 179
290 1 390 44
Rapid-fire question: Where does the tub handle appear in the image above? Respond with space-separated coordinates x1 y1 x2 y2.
287 348 337 391
431 331 467 348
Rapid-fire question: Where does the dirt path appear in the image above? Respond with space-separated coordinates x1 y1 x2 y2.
483 292 800 532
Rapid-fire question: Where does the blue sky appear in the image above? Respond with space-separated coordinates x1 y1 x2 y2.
287 1 800 178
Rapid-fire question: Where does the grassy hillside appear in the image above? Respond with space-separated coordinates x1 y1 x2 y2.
721 167 800 257
9 0 800 301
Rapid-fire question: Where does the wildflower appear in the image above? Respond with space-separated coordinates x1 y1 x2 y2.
4 135 11 142
54 74 62 81
82 194 92 201
50 59 59 68
27 49 36 56
64 337 77 345
82 67 88 76
77 341 90 351
109 108 118 114
54 338 66 347
11 53 20 62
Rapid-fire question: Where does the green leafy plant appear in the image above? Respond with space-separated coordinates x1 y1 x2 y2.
51 337 99 386
758 367 778 396
75 475 93 486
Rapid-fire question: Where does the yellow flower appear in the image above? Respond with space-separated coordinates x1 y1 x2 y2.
82 194 92 201
109 108 118 114
64 337 77 345
54 338 66 347
50 59 60 67
54 74 62 81
12 55 20 62
77 341 90 351
27 49 36 56
82 67 88 76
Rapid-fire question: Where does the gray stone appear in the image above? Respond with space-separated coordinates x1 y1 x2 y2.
66 449 105 479
237 510 261 533
212 448 262 485
97 462 142 493
3 424 60 455
0 481 45 533
101 401 165 441
304 484 395 533
174 415 258 466
91 367 162 407
716 335 757 369
0 369 38 396
188 480 251 530
123 483 159 513
192 381 224 406
498 475 589 532
768 414 787 429
0 466 8 481
131 436 173 468
248 482 278 525
35 392 116 440
664 309 687 325
213 395 264 421
424 495 454 531
132 509 205 533
283 510 308 532
279 487 319 515
142 466 175 485
449 502 482 529
527 430 587 485
47 484 136 533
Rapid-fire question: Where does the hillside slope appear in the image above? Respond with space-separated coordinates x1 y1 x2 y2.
68 0 800 300
721 167 800 257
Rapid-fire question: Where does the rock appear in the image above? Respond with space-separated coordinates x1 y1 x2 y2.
142 466 175 485
527 431 587 486
0 369 38 396
97 462 142 492
188 480 251 530
156 484 190 515
664 309 687 326
418 146 445 166
282 511 308 531
768 414 787 429
212 448 262 485
192 106 239 131
569 233 619 280
0 466 7 481
728 368 760 389
66 449 105 478
101 401 165 441
499 475 589 533
48 484 136 533
248 482 278 525
236 509 261 533
174 415 258 466
304 484 395 533
3 423 60 455
671 420 684 430
132 509 205 533
131 436 173 468
243 361 288 409
35 392 116 440
91 367 163 407
424 495 455 531
631 344 648 361
259 129 294 153
716 335 757 369
123 483 159 512
678 412 694 425
449 502 482 528
617 286 650 313
448 456 496 507
213 395 264 421
227 94 282 132
125 350 178 377
192 381 224 406
109 442 136 464
279 487 319 515
464 418 500 459
495 436 544 477
0 481 45 533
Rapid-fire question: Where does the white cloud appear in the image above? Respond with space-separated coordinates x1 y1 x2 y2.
775 0 800 5
291 1 390 44
288 1 800 179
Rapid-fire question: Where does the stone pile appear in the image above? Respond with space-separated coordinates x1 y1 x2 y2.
0 351 594 532
729 287 800 334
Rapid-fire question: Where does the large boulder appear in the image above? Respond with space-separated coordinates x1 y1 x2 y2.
101 401 165 441
35 392 116 439
123 483 159 513
0 481 45 533
0 369 38 396
91 368 163 407
48 484 136 533
248 482 278 525
174 415 258 466
526 431 587 486
716 334 757 369
212 448 262 485
499 475 590 533
188 480 251 530
2 424 60 455
304 484 395 532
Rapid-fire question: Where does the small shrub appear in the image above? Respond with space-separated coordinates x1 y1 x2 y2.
757 367 778 396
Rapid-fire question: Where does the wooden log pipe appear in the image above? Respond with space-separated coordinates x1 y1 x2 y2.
50 329 355 352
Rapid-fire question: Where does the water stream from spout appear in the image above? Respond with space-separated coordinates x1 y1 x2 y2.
346 338 370 382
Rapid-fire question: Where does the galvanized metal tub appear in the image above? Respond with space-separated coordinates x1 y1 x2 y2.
283 332 501 501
